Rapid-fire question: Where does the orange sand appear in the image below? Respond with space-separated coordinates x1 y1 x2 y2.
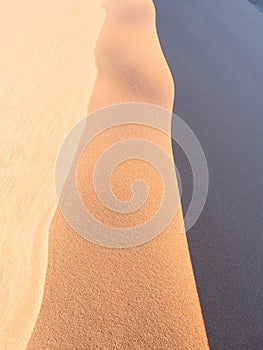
0 0 209 349
26 0 209 349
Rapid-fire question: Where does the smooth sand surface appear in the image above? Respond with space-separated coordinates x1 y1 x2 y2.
26 1 209 349
0 1 105 349
154 0 263 348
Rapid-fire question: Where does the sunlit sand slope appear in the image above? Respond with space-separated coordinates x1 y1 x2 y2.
0 1 104 349
27 0 209 349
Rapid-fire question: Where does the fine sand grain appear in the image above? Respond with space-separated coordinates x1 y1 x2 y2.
0 1 105 349
153 1 263 348
26 0 209 349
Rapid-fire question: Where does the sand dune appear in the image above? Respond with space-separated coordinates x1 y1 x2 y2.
154 0 263 348
1 0 208 349
0 1 104 349
88 0 174 113
26 0 209 349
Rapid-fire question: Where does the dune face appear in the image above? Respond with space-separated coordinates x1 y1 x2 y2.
26 1 209 349
154 0 263 348
0 1 104 349
88 0 174 112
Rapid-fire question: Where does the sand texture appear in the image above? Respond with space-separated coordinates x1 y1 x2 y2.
26 1 209 349
154 0 263 348
0 1 104 349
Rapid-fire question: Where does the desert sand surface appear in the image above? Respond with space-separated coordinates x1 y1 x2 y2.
25 0 209 349
0 1 105 349
154 0 263 348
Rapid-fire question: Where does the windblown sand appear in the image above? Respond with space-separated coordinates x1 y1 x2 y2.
0 1 104 349
1 0 209 349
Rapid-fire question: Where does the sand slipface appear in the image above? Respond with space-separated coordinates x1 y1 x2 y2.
0 1 104 349
154 1 263 348
26 0 209 349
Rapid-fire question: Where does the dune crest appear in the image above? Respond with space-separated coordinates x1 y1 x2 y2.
26 0 209 349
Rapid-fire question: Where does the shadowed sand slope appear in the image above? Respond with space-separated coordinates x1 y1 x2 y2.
154 0 263 349
88 0 174 112
27 0 209 349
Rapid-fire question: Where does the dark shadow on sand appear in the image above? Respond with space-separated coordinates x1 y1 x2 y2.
153 0 263 349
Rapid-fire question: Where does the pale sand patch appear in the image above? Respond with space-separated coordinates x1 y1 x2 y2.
0 1 105 349
26 0 209 349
